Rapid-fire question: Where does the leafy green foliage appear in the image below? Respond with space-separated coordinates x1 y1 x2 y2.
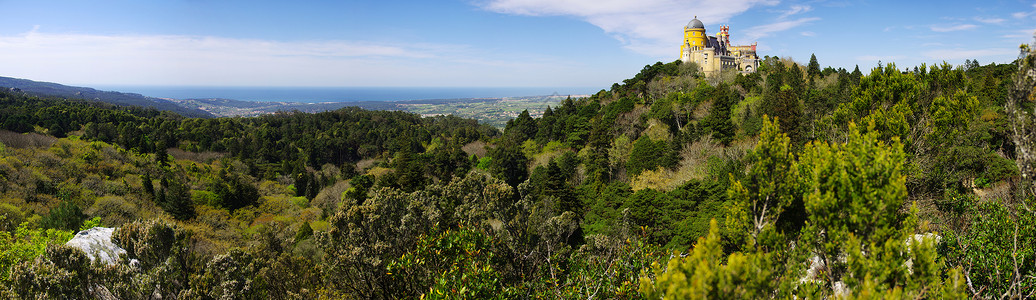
808 53 821 80
798 122 914 292
0 203 24 232
188 248 259 299
626 135 672 176
0 223 73 282
10 243 93 298
0 53 1028 298
389 228 503 299
161 176 196 220
725 116 803 250
942 200 1036 297
489 142 528 187
702 83 738 144
40 200 86 231
640 220 775 299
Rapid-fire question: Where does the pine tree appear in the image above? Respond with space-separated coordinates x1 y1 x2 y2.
160 176 195 220
703 83 737 144
294 222 314 244
142 172 154 199
851 64 863 85
762 65 804 144
505 109 537 142
807 53 821 79
155 141 169 167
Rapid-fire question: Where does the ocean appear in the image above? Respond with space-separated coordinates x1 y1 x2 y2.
95 86 598 103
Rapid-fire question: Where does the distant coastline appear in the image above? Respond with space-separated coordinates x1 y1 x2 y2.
92 86 599 103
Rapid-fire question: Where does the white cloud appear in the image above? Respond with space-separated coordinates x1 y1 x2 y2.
930 24 978 32
1002 28 1036 41
974 17 1006 24
479 0 778 56
922 48 1017 60
742 17 821 41
1002 28 1036 39
0 29 588 87
778 5 812 20
800 31 816 37
1012 4 1036 19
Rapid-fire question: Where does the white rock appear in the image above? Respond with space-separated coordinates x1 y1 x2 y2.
65 227 127 266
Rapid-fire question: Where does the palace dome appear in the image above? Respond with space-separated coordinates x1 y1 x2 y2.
686 18 705 29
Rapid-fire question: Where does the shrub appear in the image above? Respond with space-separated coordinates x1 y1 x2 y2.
0 203 24 232
85 196 137 227
40 201 85 231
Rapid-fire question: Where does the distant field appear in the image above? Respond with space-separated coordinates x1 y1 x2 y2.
173 94 585 129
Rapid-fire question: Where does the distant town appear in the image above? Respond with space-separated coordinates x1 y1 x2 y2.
174 94 585 129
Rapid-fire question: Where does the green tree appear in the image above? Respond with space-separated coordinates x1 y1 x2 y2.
344 174 376 203
387 228 503 299
187 249 259 299
505 110 538 142
851 65 863 85
9 244 92 299
702 83 738 144
943 200 1035 297
536 161 580 215
797 122 964 297
294 222 313 245
490 142 528 187
206 168 259 211
762 83 804 144
640 220 775 299
112 219 196 297
320 187 440 299
0 224 74 282
161 176 195 220
622 188 669 244
725 117 803 251
927 89 979 145
141 172 155 199
40 201 86 231
626 136 665 177
808 53 821 80
0 203 25 232
393 150 427 192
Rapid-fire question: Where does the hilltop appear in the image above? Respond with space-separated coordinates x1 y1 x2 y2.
0 76 213 118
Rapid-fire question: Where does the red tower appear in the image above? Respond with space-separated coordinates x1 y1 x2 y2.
719 25 731 46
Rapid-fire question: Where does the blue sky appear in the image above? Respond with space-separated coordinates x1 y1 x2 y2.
0 0 1033 89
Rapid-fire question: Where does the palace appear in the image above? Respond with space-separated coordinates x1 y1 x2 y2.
679 16 759 76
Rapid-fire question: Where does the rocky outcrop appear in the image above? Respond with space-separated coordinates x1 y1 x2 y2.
64 227 128 266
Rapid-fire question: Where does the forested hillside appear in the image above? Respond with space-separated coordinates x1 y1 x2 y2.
0 76 214 118
1 49 1034 298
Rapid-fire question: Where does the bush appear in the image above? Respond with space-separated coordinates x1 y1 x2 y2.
0 223 74 282
9 244 92 298
942 200 1036 297
0 203 24 232
85 196 138 227
40 201 85 231
191 190 220 206
627 136 676 176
